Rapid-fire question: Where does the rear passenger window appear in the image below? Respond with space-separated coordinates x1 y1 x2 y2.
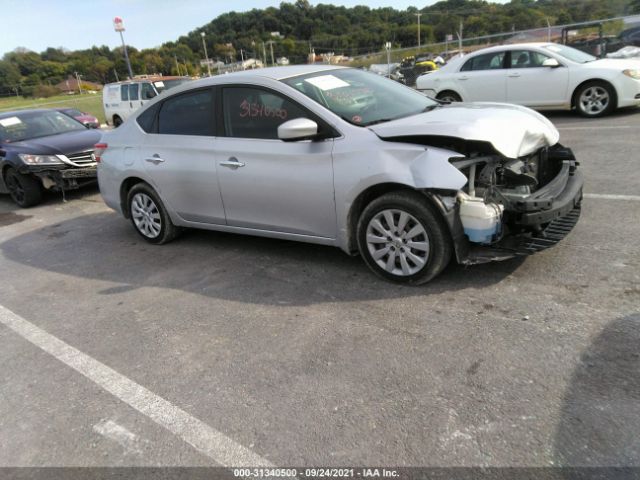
222 87 307 139
136 103 160 133
158 89 213 136
461 52 505 71
120 86 129 101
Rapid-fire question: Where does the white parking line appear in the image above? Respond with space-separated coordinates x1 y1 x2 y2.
584 193 640 201
0 303 272 468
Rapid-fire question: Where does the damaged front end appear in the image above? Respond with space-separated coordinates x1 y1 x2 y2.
431 144 583 264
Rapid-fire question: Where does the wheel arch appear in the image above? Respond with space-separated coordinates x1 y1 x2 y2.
436 89 463 102
120 176 149 218
345 183 456 254
571 78 618 109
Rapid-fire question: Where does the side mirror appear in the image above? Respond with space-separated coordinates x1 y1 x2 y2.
542 58 561 68
145 90 157 99
277 118 318 141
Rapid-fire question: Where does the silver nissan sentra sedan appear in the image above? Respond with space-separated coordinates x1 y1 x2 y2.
97 65 583 284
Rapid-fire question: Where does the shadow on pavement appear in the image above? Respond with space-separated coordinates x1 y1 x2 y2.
0 210 526 306
554 313 640 468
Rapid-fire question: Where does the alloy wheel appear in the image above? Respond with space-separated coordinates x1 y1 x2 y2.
579 86 610 115
131 193 162 238
366 209 430 276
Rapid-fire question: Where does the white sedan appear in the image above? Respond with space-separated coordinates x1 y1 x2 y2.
416 42 640 117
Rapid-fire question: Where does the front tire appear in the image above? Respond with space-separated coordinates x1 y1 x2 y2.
357 191 452 285
436 90 462 103
113 115 123 127
127 183 180 244
4 168 43 208
575 81 615 118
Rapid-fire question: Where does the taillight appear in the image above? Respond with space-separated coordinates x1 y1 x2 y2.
94 143 108 163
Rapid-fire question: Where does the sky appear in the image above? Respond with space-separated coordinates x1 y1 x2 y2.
2 0 505 56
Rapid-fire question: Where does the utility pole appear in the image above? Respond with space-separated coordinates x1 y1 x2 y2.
415 13 422 48
266 40 275 66
201 32 211 77
240 49 245 69
385 42 392 78
546 17 552 42
457 20 463 52
262 42 267 66
174 55 181 76
113 17 134 79
74 72 82 95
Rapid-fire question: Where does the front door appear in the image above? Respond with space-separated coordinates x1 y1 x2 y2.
506 50 570 107
140 87 225 224
216 86 336 238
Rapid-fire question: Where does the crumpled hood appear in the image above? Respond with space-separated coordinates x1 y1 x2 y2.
369 102 560 158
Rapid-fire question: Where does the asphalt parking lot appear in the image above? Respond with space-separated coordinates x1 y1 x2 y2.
0 109 638 471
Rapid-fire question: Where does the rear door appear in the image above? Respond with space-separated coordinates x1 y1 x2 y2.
215 85 336 238
506 49 569 107
456 50 508 102
139 87 225 224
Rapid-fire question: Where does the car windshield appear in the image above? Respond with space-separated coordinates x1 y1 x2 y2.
543 44 597 63
282 68 439 126
0 110 85 143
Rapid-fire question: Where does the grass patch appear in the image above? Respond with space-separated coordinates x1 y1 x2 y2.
0 94 105 124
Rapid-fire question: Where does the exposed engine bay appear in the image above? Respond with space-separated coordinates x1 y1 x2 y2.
431 143 583 265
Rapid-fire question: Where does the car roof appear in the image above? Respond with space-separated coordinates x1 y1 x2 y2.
106 75 188 86
216 64 347 81
0 108 51 119
467 42 555 55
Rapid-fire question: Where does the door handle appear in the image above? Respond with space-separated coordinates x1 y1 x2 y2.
508 73 521 78
145 154 165 165
457 76 470 81
219 157 245 169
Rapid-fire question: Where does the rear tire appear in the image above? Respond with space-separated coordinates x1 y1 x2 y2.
357 191 452 285
4 168 43 208
113 115 123 127
436 90 462 103
127 183 180 244
574 81 615 118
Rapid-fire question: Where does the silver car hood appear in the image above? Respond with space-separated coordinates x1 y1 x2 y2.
369 102 560 158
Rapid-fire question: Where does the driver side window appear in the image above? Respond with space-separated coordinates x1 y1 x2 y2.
510 50 552 68
222 87 307 140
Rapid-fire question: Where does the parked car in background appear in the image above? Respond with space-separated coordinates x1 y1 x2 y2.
568 35 624 57
619 26 640 47
0 109 101 207
98 65 583 285
417 42 640 117
103 76 191 127
398 55 439 86
56 108 100 128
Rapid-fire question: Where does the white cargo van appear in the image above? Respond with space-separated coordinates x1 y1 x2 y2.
102 76 190 127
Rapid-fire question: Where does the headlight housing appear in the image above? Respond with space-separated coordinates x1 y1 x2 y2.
623 69 640 80
18 154 64 165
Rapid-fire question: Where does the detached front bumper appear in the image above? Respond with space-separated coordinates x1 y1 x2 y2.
21 164 97 191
